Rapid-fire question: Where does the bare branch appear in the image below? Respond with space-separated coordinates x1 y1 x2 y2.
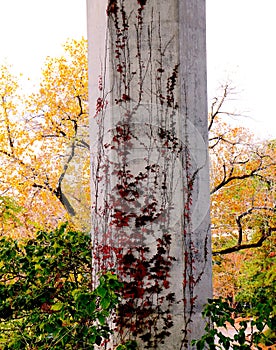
213 206 275 255
213 226 276 255
208 83 230 132
210 160 275 195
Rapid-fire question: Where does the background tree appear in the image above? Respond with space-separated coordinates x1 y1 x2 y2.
0 38 89 236
209 84 276 315
28 37 90 230
0 196 23 236
237 236 276 312
209 84 275 255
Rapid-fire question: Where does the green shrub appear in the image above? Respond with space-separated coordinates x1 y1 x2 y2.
0 224 122 349
192 297 275 350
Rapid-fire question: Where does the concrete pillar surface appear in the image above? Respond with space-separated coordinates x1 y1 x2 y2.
87 1 212 349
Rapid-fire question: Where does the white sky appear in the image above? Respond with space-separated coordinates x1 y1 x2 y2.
207 0 276 139
0 0 275 139
0 0 87 85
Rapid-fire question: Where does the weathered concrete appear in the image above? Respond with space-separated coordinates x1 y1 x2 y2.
87 1 212 348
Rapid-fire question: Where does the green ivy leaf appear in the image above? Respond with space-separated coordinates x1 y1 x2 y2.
98 314 106 325
100 295 111 310
87 300 96 313
51 302 63 311
97 285 107 298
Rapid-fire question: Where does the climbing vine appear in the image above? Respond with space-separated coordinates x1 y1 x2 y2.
90 1 211 348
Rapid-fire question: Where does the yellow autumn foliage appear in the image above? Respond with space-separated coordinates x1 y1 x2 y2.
0 38 89 236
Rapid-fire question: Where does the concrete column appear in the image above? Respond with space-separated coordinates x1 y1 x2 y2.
87 1 212 349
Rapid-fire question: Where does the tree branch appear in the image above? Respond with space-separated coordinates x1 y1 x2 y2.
213 226 276 255
213 206 275 255
210 161 275 194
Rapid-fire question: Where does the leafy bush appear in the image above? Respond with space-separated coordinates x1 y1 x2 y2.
0 224 122 349
192 297 275 350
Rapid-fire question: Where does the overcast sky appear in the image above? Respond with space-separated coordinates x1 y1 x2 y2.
0 0 86 83
207 0 276 139
0 0 275 139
